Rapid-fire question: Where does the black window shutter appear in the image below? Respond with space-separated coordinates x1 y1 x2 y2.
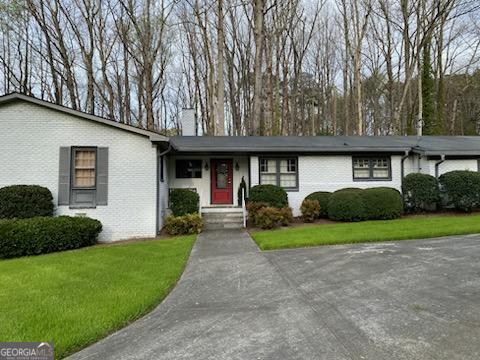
96 147 109 206
58 147 71 205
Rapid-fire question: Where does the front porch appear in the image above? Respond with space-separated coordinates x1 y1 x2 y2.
167 155 250 208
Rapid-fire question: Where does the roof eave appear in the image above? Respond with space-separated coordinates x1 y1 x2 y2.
170 147 411 154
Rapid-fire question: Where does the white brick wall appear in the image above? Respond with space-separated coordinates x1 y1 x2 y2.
250 155 403 216
158 156 169 228
409 154 478 177
426 159 478 177
0 102 158 242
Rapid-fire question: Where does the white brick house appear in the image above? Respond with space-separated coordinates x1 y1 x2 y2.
1 93 479 241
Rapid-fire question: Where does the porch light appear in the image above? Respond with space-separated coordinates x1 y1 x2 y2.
204 161 209 171
235 161 240 171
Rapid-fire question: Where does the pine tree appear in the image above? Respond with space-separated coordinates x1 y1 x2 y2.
422 37 440 134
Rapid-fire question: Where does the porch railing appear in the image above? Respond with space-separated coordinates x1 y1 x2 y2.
241 187 247 228
198 192 202 217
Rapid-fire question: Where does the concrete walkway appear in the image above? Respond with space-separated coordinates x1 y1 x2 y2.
70 230 480 360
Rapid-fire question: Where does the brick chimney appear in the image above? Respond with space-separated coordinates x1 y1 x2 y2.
180 108 196 136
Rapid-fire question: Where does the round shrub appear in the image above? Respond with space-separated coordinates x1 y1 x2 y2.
300 199 320 222
254 207 282 229
249 185 288 208
165 214 203 235
328 187 403 221
246 201 269 224
361 187 403 220
0 216 102 258
170 189 199 216
439 170 480 212
305 191 332 218
402 173 440 212
328 189 365 221
0 185 54 219
278 207 294 226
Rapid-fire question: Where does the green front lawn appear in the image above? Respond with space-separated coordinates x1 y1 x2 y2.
252 214 480 250
0 235 195 358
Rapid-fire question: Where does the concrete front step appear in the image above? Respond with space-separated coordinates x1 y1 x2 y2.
204 222 244 230
202 213 243 219
202 206 242 213
201 206 244 229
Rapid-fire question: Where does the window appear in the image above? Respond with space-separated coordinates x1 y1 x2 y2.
58 147 108 208
176 160 202 178
73 148 96 188
259 158 298 190
353 156 391 180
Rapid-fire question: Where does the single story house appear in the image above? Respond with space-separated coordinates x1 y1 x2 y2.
1 93 479 241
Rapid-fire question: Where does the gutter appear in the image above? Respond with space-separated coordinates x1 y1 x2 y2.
435 154 446 179
156 143 172 235
400 150 409 184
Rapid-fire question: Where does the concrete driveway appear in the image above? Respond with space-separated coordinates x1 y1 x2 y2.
70 230 480 360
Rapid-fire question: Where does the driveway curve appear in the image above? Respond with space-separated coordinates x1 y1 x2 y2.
70 230 480 360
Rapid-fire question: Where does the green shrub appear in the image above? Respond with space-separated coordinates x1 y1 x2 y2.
278 207 294 226
249 185 288 208
439 171 480 212
0 185 54 219
255 207 282 229
402 173 440 212
164 214 203 235
0 216 102 259
328 187 403 222
170 189 199 216
328 189 365 221
300 199 320 222
362 187 403 220
305 191 332 218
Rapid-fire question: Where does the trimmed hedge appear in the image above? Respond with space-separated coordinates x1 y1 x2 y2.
328 187 403 222
305 191 332 218
170 189 199 216
362 187 403 220
249 185 288 208
402 173 440 212
0 185 54 219
0 216 102 259
439 171 480 212
328 189 365 221
164 214 203 235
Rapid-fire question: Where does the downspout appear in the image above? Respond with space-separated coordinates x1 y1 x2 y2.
156 143 172 235
435 154 446 179
400 150 409 185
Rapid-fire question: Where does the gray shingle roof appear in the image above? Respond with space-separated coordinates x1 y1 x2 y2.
170 136 480 155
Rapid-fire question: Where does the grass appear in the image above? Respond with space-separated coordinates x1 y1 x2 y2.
0 235 195 358
252 214 480 250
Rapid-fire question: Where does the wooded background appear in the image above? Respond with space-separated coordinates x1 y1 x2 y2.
1 0 479 136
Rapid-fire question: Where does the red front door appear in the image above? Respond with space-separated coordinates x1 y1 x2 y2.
211 159 233 204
